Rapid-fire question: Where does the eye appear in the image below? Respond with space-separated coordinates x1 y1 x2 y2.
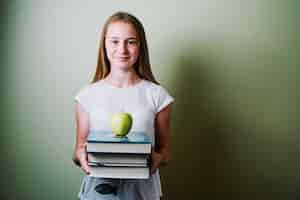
127 40 138 45
110 40 119 44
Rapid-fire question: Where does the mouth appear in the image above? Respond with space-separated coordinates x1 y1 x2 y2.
116 57 130 61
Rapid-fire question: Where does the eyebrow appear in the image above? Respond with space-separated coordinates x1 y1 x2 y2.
108 36 138 40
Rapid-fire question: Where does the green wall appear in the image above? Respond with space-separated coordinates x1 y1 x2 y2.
1 0 299 199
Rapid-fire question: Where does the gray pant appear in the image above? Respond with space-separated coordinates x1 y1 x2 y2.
78 176 161 200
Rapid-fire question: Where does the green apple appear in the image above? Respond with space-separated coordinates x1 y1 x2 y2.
111 112 133 137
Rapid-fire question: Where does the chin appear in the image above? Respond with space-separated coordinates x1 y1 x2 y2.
113 62 134 70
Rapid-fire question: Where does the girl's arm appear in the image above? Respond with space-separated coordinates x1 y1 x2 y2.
72 102 90 174
151 103 173 174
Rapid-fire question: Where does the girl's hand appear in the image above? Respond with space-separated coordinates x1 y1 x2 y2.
73 143 90 175
151 150 163 174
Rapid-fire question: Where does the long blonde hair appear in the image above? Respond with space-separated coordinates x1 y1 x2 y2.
91 11 159 84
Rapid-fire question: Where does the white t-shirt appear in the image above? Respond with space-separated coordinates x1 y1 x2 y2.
74 79 174 198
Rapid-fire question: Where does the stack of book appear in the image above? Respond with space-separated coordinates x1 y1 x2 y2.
86 130 152 179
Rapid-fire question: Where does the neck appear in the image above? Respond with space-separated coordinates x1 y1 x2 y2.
104 68 141 88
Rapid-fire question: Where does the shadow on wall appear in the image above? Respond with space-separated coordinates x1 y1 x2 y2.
1 1 19 199
160 41 300 199
159 45 250 200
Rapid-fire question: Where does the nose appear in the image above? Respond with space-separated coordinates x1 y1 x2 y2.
118 41 128 54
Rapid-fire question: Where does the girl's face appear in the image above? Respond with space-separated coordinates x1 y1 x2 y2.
105 21 140 70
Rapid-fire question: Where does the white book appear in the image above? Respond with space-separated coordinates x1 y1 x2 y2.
88 162 148 167
88 153 150 165
87 142 151 154
88 164 150 179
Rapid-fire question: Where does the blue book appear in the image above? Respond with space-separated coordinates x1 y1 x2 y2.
87 130 152 154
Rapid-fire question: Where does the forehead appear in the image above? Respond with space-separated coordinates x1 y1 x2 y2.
106 21 137 39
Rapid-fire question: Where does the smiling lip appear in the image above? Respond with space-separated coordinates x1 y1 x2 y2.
116 57 130 61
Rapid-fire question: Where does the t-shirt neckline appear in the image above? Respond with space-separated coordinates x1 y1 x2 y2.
101 79 145 89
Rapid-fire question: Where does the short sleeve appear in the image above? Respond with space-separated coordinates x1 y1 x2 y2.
74 86 91 113
155 86 175 113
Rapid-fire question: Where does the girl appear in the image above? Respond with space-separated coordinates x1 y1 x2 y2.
73 11 174 200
